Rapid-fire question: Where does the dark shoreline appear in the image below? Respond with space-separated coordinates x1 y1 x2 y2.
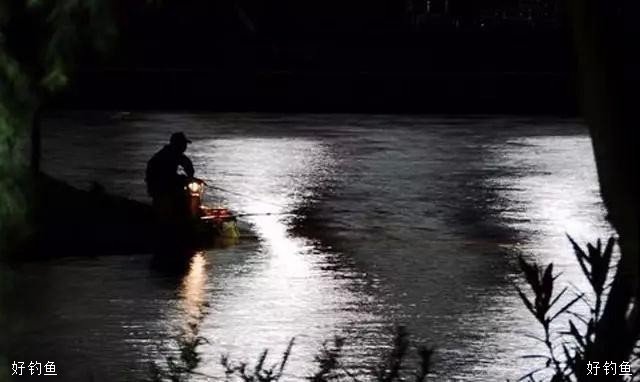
19 174 156 259
53 70 578 115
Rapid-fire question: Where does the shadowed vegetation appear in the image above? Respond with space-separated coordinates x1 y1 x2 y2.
1 0 117 256
149 326 434 381
149 335 210 382
517 236 640 381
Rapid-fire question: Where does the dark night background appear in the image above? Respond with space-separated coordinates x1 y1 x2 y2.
55 0 579 113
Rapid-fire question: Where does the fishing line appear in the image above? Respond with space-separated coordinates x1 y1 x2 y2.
200 178 289 210
235 212 296 217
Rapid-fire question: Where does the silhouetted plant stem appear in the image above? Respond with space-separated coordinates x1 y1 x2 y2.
519 235 640 381
543 324 563 378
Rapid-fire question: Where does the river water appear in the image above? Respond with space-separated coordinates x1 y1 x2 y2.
8 113 614 381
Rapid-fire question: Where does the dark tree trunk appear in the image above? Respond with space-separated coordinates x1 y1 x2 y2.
566 0 639 367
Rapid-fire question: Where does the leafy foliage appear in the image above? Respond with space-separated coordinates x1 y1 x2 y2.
0 0 117 254
518 236 639 381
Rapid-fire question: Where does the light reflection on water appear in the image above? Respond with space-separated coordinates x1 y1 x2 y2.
187 137 389 378
6 113 615 381
179 252 207 341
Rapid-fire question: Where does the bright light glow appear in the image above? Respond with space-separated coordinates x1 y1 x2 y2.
187 181 202 194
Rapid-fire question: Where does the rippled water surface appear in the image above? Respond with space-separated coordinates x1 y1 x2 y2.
9 113 614 381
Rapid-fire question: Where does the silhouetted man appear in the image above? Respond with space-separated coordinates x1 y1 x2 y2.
145 132 195 219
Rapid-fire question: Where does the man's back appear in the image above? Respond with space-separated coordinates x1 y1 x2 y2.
145 145 194 197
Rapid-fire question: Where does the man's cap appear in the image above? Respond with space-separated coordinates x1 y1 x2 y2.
170 132 192 145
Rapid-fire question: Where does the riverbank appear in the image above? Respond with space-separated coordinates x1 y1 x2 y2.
25 174 155 258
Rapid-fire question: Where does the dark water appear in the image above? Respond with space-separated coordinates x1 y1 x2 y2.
8 113 614 381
